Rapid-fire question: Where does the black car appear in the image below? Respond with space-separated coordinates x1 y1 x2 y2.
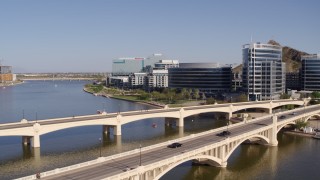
216 131 231 137
168 142 182 148
280 115 286 119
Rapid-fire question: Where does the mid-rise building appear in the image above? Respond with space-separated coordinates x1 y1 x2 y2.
112 57 146 76
301 54 320 91
242 42 285 101
0 65 15 82
146 69 168 89
232 64 242 91
168 63 232 94
111 54 178 90
154 60 179 70
112 54 170 76
129 73 147 89
286 72 301 91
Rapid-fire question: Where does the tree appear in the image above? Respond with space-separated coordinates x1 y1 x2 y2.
294 120 308 130
186 89 192 100
238 94 248 102
206 97 216 104
311 91 320 99
151 91 161 101
194 89 200 100
280 93 290 99
181 88 187 99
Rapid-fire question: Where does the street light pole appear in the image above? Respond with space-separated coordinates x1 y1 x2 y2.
227 122 229 132
139 144 142 166
99 138 102 157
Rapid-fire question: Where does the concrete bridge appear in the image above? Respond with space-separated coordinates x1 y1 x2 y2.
0 99 306 148
17 103 320 180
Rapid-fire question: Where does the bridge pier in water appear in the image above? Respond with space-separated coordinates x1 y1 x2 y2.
22 136 31 145
102 125 121 136
102 125 111 134
31 135 40 148
22 135 40 148
269 115 278 146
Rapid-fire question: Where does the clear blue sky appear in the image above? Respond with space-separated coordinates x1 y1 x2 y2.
0 0 319 73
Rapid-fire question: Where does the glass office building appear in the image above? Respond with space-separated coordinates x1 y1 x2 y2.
242 42 285 101
112 54 167 75
168 63 232 93
301 54 320 91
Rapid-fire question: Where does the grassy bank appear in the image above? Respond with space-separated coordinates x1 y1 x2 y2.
83 84 205 108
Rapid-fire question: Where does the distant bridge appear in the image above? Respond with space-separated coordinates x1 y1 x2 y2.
0 99 307 148
17 103 320 180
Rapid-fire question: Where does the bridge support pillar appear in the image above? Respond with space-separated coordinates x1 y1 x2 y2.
226 112 232 120
219 144 227 167
269 115 278 146
102 125 111 134
268 108 272 114
22 136 31 145
220 161 228 168
113 125 122 136
31 134 40 148
177 117 184 127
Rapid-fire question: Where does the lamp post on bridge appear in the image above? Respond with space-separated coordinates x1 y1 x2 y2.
139 144 142 166
99 137 102 157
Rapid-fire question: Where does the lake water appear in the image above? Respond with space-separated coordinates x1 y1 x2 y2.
0 81 319 180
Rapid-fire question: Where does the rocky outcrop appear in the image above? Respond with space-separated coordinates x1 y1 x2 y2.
268 40 309 72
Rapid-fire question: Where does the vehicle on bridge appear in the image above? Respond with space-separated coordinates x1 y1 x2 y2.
216 131 231 137
280 115 286 119
167 142 182 148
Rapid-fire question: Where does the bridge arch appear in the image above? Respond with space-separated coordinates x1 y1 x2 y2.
39 121 117 135
224 135 270 160
154 155 222 180
271 101 304 109
277 122 296 133
304 114 320 122
121 114 180 125
182 109 231 119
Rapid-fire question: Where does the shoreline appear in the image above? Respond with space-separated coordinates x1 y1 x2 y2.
19 78 95 81
82 88 165 109
283 130 316 137
0 81 24 87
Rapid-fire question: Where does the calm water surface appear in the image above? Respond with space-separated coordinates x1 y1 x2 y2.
0 81 319 180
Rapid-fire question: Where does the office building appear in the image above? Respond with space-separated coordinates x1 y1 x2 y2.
111 54 178 90
112 54 170 76
301 54 320 91
146 69 168 89
0 65 15 82
242 42 285 101
112 57 146 76
232 64 242 91
286 72 300 91
168 63 232 94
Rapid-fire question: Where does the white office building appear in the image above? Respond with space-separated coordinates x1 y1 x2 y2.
242 42 285 101
147 69 168 89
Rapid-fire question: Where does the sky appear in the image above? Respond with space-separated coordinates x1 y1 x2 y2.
0 0 319 73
